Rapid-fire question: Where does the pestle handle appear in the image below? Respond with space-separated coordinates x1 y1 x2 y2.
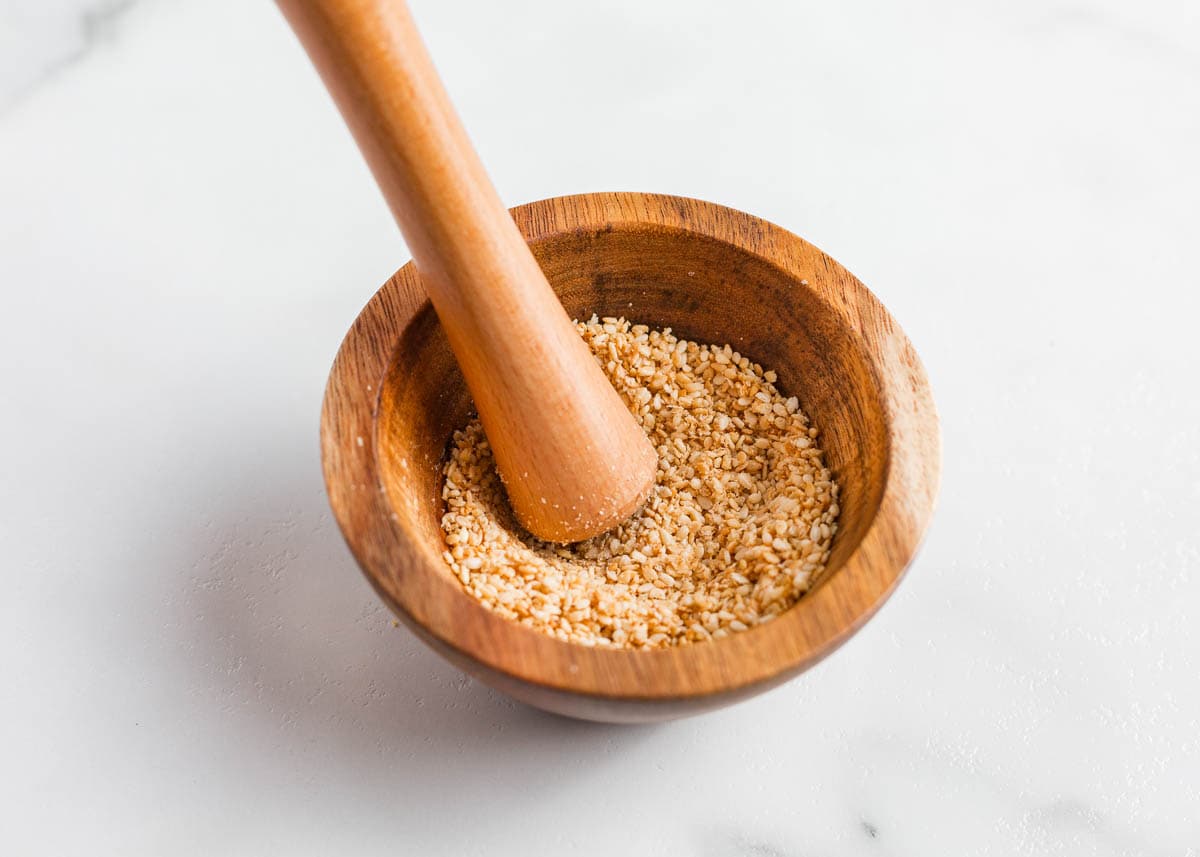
278 0 657 542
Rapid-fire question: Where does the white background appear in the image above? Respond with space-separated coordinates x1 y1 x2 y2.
2 0 1198 854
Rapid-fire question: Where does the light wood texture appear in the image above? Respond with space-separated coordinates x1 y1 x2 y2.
321 193 941 722
278 0 656 542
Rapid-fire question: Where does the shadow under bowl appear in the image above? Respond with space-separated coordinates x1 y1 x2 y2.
321 192 940 723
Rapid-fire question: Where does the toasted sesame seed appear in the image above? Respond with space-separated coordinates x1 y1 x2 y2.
439 316 839 650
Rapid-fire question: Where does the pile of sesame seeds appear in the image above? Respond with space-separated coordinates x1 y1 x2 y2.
440 316 839 649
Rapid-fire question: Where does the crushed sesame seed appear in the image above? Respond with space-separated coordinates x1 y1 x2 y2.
440 316 839 649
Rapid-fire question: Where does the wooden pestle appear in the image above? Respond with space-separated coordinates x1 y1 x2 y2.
278 0 657 542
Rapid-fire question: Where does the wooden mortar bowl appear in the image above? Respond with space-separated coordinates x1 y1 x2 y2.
321 192 940 723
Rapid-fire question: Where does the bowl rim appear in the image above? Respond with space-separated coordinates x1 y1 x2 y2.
320 191 941 704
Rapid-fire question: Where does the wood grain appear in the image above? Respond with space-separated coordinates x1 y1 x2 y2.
278 0 656 542
321 193 941 722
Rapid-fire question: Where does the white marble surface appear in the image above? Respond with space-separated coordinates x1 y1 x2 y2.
2 0 1198 853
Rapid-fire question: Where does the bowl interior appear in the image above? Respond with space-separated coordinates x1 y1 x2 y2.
377 223 889 600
